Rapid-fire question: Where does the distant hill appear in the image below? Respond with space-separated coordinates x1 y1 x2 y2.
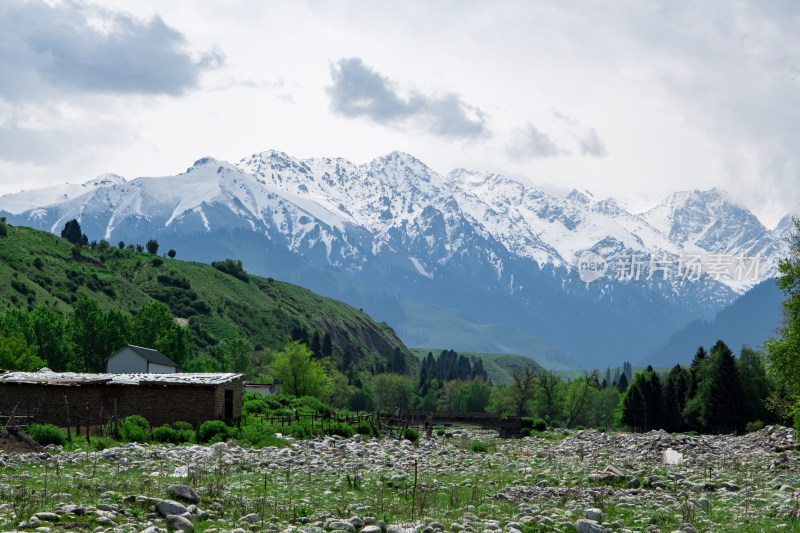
411 348 544 386
0 222 414 373
641 278 783 366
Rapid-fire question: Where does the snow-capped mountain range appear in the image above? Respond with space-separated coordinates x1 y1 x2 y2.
0 150 791 367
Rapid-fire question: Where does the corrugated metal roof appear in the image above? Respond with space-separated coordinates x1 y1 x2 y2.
105 345 177 367
0 371 242 387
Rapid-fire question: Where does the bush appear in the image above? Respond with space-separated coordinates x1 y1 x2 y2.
436 428 446 437
119 415 150 443
151 258 163 267
26 424 67 446
199 420 232 443
327 422 354 438
299 396 334 416
212 258 249 283
173 421 193 431
574 425 586 431
284 421 322 440
597 426 606 433
244 398 268 414
531 418 548 431
153 425 180 444
745 420 764 433
91 437 110 451
357 421 373 437
403 428 420 444
240 423 289 448
470 441 489 453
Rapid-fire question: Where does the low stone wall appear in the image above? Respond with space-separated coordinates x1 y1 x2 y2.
0 377 243 429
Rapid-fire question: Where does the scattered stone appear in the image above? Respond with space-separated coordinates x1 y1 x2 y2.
241 513 260 524
575 519 607 533
167 484 200 504
585 508 603 521
664 448 684 465
157 500 187 517
165 514 194 532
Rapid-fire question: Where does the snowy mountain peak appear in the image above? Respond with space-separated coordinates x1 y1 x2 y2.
85 173 126 188
567 189 594 205
186 156 224 172
0 149 790 299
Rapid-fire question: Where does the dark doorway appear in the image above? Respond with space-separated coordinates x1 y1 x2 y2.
224 390 233 419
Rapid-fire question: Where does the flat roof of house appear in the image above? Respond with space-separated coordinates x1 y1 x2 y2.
0 370 242 387
105 345 177 367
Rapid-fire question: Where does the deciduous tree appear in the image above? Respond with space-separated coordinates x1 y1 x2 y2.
270 341 331 399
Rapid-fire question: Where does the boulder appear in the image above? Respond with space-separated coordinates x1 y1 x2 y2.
165 514 194 532
157 500 188 517
575 519 607 533
167 484 200 504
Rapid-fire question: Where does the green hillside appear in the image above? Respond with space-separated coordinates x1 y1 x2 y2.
411 348 543 386
0 222 413 374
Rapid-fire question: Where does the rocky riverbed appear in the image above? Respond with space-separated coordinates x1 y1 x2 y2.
1 426 799 533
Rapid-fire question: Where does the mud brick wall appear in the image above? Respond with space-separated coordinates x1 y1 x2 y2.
0 377 243 429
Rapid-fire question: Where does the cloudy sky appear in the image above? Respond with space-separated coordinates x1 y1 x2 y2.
1 0 798 226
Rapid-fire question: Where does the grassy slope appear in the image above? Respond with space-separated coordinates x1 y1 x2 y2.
411 348 544 386
0 224 412 371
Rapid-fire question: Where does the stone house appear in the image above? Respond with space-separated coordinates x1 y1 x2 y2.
0 370 243 429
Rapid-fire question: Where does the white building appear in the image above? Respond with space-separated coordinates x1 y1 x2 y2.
105 345 178 374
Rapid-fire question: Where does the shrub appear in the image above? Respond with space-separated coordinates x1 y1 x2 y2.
597 426 606 433
173 421 193 431
357 421 373 437
119 415 150 443
299 396 333 416
240 423 289 448
470 441 489 454
212 258 249 283
745 420 764 433
574 425 586 431
91 437 110 451
436 428 446 437
327 422 354 438
166 421 194 443
151 258 163 267
26 424 67 446
153 425 180 444
198 420 232 443
403 428 420 444
244 398 268 414
520 427 531 437
284 421 322 440
531 418 548 431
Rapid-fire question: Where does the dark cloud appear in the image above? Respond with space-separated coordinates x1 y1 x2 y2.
327 57 488 139
580 128 608 158
0 0 221 100
507 124 568 160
